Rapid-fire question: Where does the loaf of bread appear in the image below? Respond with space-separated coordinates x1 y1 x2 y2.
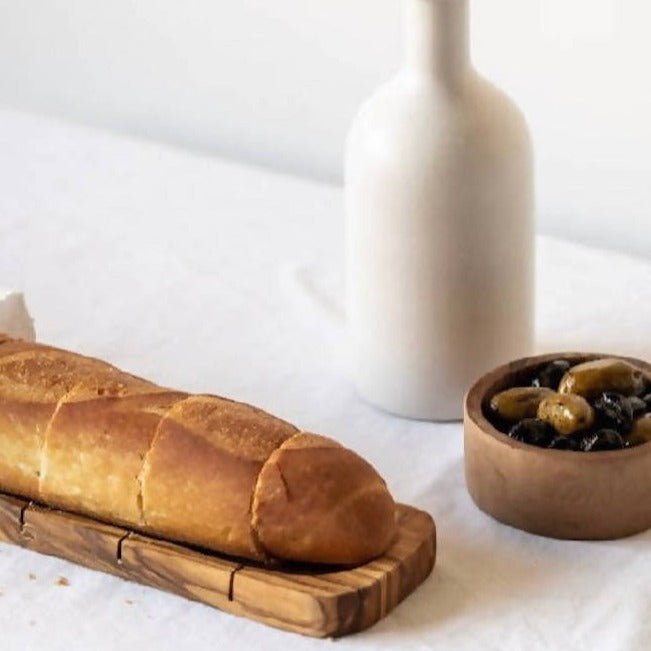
0 335 396 565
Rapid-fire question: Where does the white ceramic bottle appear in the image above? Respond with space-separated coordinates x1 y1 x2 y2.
345 0 534 420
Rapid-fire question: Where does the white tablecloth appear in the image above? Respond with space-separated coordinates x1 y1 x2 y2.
1 108 650 650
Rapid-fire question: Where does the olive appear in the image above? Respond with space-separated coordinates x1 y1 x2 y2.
558 358 646 399
627 396 647 418
490 387 556 422
548 435 581 451
537 393 595 436
626 414 651 446
592 392 634 434
508 418 555 447
531 359 571 389
580 429 626 452
643 393 651 411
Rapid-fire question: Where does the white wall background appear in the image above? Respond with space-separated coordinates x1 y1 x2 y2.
0 0 650 257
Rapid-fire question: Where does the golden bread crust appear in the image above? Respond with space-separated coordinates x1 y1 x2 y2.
42 391 188 527
141 395 297 558
0 336 396 564
252 433 397 564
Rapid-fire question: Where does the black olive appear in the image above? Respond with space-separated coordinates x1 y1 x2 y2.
531 359 572 390
548 435 581 451
628 396 647 418
579 433 598 451
594 429 626 451
642 393 651 411
592 392 633 434
581 429 625 452
508 418 555 447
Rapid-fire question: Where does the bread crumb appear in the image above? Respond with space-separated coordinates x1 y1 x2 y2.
28 573 36 581
55 576 69 587
29 620 36 627
125 599 134 605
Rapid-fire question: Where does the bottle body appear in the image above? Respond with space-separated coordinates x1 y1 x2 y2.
345 0 534 420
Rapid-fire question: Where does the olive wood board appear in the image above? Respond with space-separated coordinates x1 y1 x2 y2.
0 492 435 637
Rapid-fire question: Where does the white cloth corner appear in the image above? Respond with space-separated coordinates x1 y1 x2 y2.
0 290 35 341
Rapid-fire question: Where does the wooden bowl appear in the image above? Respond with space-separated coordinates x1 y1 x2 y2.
464 352 651 540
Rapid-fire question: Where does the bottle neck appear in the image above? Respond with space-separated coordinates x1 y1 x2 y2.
403 0 470 87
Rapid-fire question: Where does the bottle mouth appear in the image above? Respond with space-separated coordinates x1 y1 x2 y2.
403 0 470 80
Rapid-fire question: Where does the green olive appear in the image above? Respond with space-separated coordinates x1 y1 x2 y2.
537 393 595 436
558 358 646 398
626 414 651 446
489 387 555 422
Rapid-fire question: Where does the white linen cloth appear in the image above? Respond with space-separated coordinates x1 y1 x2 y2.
0 108 650 650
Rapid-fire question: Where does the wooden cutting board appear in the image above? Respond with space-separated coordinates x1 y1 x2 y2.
0 492 435 637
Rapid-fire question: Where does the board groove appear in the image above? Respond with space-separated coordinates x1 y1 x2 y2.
0 492 435 637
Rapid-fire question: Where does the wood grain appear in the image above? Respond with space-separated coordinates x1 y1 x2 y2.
0 493 28 545
0 493 435 637
119 533 240 614
21 503 134 581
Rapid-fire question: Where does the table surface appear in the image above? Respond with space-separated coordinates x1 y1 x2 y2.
1 107 650 651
